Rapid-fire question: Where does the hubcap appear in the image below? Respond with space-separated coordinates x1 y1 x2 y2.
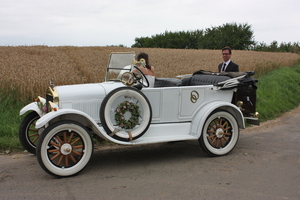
60 143 72 155
215 128 224 138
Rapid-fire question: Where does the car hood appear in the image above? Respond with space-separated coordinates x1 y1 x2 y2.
55 83 104 102
51 82 123 123
55 82 123 102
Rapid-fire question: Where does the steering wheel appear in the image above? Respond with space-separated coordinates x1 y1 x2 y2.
132 66 149 88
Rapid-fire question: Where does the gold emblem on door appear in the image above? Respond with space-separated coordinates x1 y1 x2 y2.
190 90 199 103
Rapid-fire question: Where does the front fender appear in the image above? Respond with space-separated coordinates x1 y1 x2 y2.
35 108 130 145
20 102 43 116
35 109 98 129
190 101 245 138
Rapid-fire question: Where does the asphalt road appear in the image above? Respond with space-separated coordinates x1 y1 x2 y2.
1 106 299 200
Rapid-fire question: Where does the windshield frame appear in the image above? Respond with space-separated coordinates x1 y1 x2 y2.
105 52 136 82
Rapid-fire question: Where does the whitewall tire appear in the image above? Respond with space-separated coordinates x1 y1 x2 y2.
199 111 239 156
36 121 93 177
100 87 152 141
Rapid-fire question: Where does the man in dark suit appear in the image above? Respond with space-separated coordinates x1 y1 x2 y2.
218 46 239 72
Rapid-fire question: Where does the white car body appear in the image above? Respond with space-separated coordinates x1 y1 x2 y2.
19 52 258 177
32 82 243 144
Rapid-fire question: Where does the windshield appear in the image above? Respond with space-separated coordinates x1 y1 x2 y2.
105 52 136 81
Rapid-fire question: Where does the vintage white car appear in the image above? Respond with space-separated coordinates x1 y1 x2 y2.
19 52 258 177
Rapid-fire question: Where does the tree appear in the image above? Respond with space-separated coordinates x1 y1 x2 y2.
131 23 255 50
201 23 255 50
132 30 204 49
252 41 300 53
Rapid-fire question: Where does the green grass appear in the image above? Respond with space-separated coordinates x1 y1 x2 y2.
0 88 26 153
1 63 300 152
256 64 300 121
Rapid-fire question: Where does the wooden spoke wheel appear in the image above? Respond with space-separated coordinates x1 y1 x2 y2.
199 111 239 156
36 121 93 177
19 112 40 154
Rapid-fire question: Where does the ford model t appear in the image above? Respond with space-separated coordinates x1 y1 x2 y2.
19 52 258 177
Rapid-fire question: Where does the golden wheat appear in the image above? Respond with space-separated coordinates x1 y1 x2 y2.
0 46 299 101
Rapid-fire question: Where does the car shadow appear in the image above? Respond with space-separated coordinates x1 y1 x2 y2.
86 140 209 172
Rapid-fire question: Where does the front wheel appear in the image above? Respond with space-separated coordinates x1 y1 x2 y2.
199 111 239 156
19 112 40 154
36 121 93 177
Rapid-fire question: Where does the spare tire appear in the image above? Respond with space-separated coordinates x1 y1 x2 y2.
100 87 152 141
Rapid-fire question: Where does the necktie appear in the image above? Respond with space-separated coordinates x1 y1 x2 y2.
221 63 226 72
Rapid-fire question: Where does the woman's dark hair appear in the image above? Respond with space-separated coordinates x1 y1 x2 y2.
137 52 151 69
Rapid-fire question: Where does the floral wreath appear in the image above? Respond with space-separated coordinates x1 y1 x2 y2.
115 101 141 129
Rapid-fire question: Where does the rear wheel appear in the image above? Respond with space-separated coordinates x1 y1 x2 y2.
100 87 152 141
36 121 93 177
19 112 40 154
199 111 239 156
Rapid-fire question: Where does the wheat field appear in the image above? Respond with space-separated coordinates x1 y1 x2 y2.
0 46 299 100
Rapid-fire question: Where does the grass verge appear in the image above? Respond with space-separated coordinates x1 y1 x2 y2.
0 88 26 153
256 63 300 121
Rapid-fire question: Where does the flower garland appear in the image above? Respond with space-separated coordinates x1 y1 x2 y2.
36 98 47 112
115 101 140 129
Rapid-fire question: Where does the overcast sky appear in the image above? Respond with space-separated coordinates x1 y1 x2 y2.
0 0 299 47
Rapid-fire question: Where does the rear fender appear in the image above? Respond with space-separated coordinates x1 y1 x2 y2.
190 101 245 138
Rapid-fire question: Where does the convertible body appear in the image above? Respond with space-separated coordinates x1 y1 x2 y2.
19 52 258 177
